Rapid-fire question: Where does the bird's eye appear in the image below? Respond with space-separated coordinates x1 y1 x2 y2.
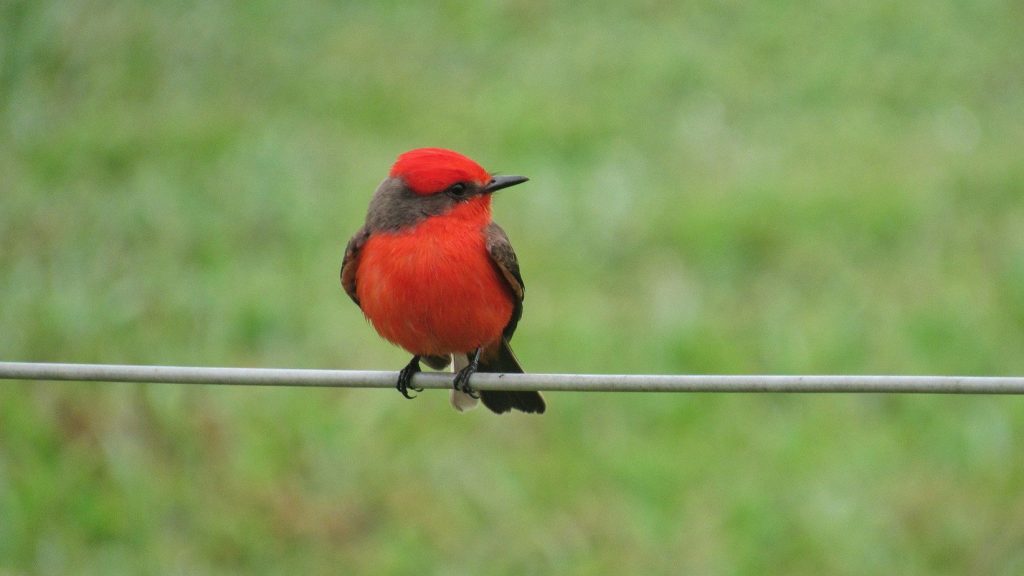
447 183 468 197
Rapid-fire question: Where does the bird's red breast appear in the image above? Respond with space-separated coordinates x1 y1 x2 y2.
355 199 514 356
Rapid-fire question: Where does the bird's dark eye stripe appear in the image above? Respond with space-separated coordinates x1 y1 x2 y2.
447 183 468 196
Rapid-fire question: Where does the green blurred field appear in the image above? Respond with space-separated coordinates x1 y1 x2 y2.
2 1 1024 573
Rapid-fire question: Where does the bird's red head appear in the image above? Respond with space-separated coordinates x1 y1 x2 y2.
390 148 492 196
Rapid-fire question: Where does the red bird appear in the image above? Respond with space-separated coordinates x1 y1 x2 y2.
340 148 546 414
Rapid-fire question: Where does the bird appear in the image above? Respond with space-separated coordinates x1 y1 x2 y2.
340 148 546 414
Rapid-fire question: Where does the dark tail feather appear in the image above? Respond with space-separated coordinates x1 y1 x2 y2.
478 338 546 415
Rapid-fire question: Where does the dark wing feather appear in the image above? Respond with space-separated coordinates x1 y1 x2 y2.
484 222 524 339
480 222 546 414
340 226 369 307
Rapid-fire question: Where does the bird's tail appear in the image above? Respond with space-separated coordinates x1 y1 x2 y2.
449 338 545 414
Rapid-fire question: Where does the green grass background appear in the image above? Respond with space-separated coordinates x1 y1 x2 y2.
2 1 1024 573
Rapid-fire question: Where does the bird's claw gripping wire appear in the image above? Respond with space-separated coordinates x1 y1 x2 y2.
396 356 423 399
452 348 482 399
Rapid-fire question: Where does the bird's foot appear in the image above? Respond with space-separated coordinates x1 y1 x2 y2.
396 356 423 399
452 348 482 398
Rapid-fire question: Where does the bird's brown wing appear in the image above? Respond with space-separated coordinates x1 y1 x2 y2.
484 222 524 339
478 222 545 414
340 225 370 307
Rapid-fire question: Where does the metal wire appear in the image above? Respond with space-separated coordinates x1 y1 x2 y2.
1 361 1024 394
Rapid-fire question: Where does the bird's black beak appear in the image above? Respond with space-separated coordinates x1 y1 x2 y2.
484 175 529 193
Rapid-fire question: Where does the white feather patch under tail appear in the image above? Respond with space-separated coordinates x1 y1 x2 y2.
449 353 479 412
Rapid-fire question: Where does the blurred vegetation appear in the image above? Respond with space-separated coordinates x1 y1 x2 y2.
2 0 1024 574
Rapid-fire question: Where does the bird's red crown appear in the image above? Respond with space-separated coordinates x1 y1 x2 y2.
390 148 491 196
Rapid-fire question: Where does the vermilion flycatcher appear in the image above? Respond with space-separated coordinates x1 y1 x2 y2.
340 148 546 414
